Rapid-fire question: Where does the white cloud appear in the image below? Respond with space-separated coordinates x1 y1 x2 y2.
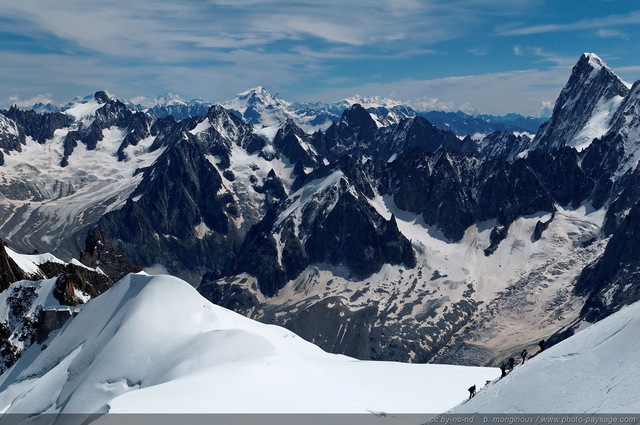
537 100 554 117
500 10 640 36
309 67 569 117
8 94 56 108
513 46 576 66
1 0 630 117
143 264 169 275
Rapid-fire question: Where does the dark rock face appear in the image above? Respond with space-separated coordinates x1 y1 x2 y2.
533 213 554 242
0 239 33 291
533 53 629 150
272 119 321 168
387 150 558 241
35 309 75 344
375 116 466 159
525 148 592 207
230 214 285 297
198 272 260 314
484 225 509 256
476 131 532 161
95 137 241 278
390 151 476 241
283 297 379 359
1 106 72 145
318 104 379 160
305 194 416 279
233 157 416 297
574 201 640 322
37 262 115 302
255 169 288 211
313 105 468 163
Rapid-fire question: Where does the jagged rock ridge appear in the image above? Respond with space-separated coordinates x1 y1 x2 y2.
1 53 640 366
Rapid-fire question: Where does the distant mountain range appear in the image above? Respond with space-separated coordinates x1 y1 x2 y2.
24 86 547 137
1 52 639 373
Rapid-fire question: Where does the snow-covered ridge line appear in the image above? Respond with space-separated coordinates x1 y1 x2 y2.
451 299 640 413
11 86 547 135
0 273 497 414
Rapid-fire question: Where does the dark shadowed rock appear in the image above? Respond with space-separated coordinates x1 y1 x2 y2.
283 297 379 359
574 201 640 322
484 225 508 256
0 239 34 291
533 53 629 151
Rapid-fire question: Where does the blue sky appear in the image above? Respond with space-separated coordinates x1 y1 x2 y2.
1 0 639 116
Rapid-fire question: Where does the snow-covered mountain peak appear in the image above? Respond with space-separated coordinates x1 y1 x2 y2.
571 53 627 95
582 52 606 72
61 91 125 123
159 92 187 106
128 93 189 109
63 95 103 122
531 53 630 151
233 86 290 108
221 86 293 129
338 94 405 109
94 90 117 104
202 104 245 141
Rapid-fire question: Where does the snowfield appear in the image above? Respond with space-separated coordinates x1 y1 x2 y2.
450 299 640 414
0 274 496 415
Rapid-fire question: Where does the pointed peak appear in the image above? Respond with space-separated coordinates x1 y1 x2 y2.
339 103 377 129
206 104 236 121
227 87 290 110
237 86 282 101
160 93 187 106
94 90 117 104
571 53 621 83
341 103 368 119
238 86 269 97
579 53 607 71
279 118 303 133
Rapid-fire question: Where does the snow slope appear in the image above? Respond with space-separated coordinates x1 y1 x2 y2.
0 273 496 415
450 300 640 413
5 246 67 277
223 194 608 365
0 108 164 257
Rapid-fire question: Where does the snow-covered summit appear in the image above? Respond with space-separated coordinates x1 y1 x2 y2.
583 52 607 73
236 86 291 106
128 93 189 109
221 86 294 129
337 94 406 110
531 53 630 152
224 86 290 112
0 273 496 415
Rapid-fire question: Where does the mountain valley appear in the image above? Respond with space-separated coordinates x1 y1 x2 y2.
1 53 639 374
